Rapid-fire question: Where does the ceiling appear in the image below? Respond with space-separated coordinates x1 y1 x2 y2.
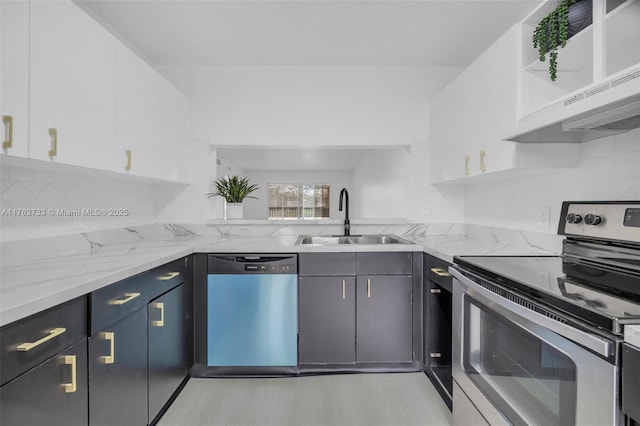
76 0 542 171
77 0 542 67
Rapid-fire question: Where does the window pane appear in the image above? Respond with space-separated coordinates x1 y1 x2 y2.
268 184 329 220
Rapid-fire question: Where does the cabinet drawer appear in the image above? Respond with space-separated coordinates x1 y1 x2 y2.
1 296 87 386
0 339 88 426
91 257 186 333
356 252 413 275
299 253 356 276
426 255 452 291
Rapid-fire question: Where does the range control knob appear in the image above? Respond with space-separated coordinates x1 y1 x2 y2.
566 213 582 224
584 214 602 225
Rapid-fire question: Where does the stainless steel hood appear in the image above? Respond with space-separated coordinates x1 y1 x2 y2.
507 66 640 143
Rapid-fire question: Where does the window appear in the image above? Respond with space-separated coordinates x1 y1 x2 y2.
268 184 330 220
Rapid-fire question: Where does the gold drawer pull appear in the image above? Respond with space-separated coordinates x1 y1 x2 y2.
124 149 131 172
480 150 487 173
342 280 346 300
48 128 57 158
3 115 13 149
151 302 165 327
61 355 77 393
367 278 371 298
158 272 180 281
430 268 451 277
16 327 66 352
101 332 115 364
464 155 471 176
109 292 140 305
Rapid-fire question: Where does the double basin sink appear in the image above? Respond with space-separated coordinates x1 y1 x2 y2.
296 234 413 245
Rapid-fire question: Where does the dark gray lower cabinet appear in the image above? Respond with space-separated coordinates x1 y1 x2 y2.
298 276 356 364
89 308 148 426
356 275 412 363
0 339 88 426
148 283 190 422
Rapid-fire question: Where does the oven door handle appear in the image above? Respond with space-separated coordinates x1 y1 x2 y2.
450 268 614 358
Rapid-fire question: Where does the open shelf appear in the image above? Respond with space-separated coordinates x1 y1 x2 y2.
606 0 640 77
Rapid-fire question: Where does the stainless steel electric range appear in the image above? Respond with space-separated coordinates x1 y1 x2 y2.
450 201 640 426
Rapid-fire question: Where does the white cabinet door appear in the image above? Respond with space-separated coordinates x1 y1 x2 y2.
116 42 191 181
430 64 478 183
475 25 519 175
29 0 118 169
1 0 30 158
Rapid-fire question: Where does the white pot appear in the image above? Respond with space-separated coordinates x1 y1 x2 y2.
224 202 243 220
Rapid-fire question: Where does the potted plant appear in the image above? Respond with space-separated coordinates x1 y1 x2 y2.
207 175 259 219
533 0 592 81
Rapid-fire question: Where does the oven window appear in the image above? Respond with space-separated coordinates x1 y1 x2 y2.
463 298 577 425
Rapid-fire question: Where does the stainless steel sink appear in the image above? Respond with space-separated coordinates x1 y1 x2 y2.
295 234 413 245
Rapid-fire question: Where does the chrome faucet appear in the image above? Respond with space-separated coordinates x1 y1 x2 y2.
338 188 350 236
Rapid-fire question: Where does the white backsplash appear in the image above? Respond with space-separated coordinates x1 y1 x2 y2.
464 129 640 233
1 165 158 241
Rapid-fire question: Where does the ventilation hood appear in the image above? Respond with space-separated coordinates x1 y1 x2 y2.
507 67 640 143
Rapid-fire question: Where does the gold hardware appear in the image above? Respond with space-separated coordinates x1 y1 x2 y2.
367 278 371 298
430 268 451 277
151 302 165 327
464 155 471 176
480 150 487 173
61 355 77 393
48 128 57 158
16 327 66 352
158 272 180 281
3 115 13 149
124 149 131 172
342 280 346 300
101 332 115 364
109 292 140 306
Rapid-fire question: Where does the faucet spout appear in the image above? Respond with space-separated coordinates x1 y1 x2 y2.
338 188 350 236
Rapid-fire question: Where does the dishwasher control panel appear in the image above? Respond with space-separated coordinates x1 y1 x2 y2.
208 254 298 274
244 264 294 273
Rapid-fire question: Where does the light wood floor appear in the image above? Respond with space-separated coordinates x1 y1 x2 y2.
157 372 452 426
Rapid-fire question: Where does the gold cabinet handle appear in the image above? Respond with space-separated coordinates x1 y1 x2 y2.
430 267 451 277
101 331 115 364
367 278 371 298
124 149 131 172
480 150 487 173
3 115 13 150
464 155 471 176
158 272 180 281
151 302 165 327
16 327 66 352
48 128 57 158
61 355 77 393
109 292 140 306
342 280 346 300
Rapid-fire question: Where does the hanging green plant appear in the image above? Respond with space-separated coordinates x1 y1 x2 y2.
533 0 583 81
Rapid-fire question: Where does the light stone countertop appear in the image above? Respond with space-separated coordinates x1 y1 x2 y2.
0 222 562 326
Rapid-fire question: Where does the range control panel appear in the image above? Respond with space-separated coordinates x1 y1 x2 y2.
559 202 640 243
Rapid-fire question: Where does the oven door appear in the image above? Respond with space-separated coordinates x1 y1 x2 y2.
451 268 620 426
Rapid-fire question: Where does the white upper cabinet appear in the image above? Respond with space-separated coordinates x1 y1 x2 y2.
1 0 30 158
116 42 191 181
29 0 119 169
430 24 578 183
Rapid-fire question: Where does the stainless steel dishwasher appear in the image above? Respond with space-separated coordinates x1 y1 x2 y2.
207 254 298 367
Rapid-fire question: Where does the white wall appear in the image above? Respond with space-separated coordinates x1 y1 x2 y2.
189 66 435 146
464 129 640 232
351 143 465 221
242 169 353 220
